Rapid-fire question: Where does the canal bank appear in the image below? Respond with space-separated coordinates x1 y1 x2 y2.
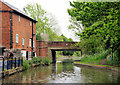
1 62 49 78
1 62 120 83
74 62 120 72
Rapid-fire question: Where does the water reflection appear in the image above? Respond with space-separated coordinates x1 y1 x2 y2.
2 62 120 83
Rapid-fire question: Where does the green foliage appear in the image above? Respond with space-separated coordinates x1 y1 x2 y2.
60 34 74 56
62 59 74 63
29 60 33 67
3 69 7 72
37 57 43 65
68 1 120 55
25 3 61 41
43 57 50 65
80 50 110 63
61 34 73 42
73 51 81 57
107 48 120 66
22 60 30 70
63 51 74 56
36 34 42 40
33 57 38 64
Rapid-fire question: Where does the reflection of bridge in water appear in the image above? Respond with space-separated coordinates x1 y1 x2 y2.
36 41 82 63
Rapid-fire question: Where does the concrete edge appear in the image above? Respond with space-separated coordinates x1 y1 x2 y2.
74 62 120 72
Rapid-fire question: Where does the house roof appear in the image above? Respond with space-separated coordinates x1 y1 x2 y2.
0 0 37 23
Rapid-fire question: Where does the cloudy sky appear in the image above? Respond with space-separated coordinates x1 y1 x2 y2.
3 0 79 41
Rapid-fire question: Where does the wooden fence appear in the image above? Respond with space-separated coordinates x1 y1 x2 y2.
0 57 23 72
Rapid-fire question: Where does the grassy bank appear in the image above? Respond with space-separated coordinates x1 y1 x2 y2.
74 50 120 70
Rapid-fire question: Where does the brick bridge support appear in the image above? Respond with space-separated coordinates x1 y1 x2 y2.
36 41 82 63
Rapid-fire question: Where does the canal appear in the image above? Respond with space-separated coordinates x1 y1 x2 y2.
1 61 120 83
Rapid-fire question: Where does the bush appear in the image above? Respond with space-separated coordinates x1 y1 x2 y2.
22 60 30 70
33 57 38 64
37 57 42 65
43 57 50 65
29 60 33 66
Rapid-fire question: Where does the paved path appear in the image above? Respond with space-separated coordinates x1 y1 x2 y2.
57 56 81 61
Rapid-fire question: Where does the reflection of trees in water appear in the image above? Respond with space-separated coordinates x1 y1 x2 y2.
80 66 119 83
2 66 52 83
56 63 63 73
2 71 23 83
62 63 74 72
2 64 119 83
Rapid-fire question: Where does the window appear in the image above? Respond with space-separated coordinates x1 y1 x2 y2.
16 34 18 43
33 41 35 47
22 38 25 45
29 52 31 59
30 21 32 26
29 39 31 47
19 16 20 22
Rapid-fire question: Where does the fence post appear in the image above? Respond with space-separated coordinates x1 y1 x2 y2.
15 57 16 68
18 57 20 67
11 58 13 69
7 58 9 70
21 57 23 66
2 57 4 71
20 57 21 66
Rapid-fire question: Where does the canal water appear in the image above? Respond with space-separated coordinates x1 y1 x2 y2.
1 61 120 83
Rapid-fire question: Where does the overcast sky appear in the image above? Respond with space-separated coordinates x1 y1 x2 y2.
3 0 79 41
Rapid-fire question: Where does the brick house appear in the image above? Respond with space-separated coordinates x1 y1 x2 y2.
0 1 37 60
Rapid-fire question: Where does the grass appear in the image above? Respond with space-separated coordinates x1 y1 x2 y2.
80 50 110 63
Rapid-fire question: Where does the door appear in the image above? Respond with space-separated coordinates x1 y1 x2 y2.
26 51 28 60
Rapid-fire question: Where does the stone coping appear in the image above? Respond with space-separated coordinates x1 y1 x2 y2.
74 62 120 72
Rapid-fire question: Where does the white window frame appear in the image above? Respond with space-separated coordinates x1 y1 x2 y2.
19 16 20 22
16 34 18 43
30 21 32 26
29 39 31 47
22 38 25 45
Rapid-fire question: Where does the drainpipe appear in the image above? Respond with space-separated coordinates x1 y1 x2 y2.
10 10 13 49
31 21 33 58
0 10 13 49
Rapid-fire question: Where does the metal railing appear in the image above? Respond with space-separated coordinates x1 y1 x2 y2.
0 57 23 72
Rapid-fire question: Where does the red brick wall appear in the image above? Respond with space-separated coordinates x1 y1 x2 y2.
36 41 77 57
12 13 36 58
1 2 12 49
1 2 36 58
36 41 48 57
48 42 76 48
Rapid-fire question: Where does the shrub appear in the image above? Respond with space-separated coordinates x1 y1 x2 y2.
29 60 33 66
43 57 50 65
37 57 42 65
33 57 38 64
22 60 29 70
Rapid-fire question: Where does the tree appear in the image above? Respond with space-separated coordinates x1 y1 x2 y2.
68 2 120 55
25 3 61 41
